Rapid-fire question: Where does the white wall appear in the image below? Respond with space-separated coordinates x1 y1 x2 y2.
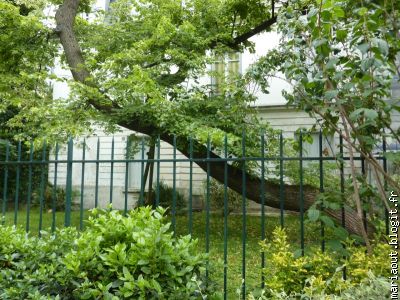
244 31 290 106
48 127 208 209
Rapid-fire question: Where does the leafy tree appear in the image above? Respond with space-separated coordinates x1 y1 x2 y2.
250 0 400 249
1 0 399 240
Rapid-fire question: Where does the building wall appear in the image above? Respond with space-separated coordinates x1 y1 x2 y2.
48 127 208 209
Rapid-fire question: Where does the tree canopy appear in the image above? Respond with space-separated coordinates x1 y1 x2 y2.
1 0 399 240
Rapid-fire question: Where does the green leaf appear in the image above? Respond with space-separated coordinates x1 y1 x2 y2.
361 58 374 71
372 38 389 56
324 90 338 99
358 7 368 16
326 240 344 252
320 216 335 228
333 7 345 18
137 259 148 265
325 58 339 70
326 202 341 210
336 29 347 42
122 266 133 281
333 226 349 240
357 43 369 54
363 109 378 121
141 266 151 274
307 208 320 222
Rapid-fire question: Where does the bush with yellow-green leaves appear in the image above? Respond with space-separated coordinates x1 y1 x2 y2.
259 227 391 297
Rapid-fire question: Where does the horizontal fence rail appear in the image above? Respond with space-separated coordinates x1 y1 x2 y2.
0 132 395 299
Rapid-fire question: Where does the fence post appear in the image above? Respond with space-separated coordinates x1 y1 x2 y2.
188 136 193 235
124 137 129 214
80 140 85 230
65 138 73 227
205 135 211 279
172 135 177 234
383 136 389 235
279 132 284 227
299 131 304 256
223 134 228 300
260 132 266 289
155 136 161 207
1 141 9 225
241 130 246 299
14 141 21 226
139 137 145 207
52 143 59 232
339 134 347 280
38 141 47 235
319 130 325 252
95 137 100 208
26 141 34 232
109 137 115 205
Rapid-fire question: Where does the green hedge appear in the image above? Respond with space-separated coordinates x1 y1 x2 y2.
0 207 212 299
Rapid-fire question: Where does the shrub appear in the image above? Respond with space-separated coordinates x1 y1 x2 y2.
30 184 80 211
0 226 78 298
259 227 391 297
205 179 245 214
249 272 391 299
0 207 212 299
157 181 187 212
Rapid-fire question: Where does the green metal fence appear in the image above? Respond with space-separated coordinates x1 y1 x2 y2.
0 132 392 299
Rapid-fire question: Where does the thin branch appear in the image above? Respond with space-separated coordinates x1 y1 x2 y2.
339 106 372 253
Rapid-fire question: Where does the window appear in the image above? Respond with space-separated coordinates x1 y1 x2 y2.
126 135 152 190
211 52 241 94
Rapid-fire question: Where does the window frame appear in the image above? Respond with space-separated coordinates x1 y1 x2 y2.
210 52 242 94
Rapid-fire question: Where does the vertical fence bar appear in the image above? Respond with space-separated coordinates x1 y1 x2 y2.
383 137 389 235
65 138 73 227
223 134 228 300
188 136 193 235
339 134 347 280
109 137 114 205
80 140 86 230
26 141 34 232
361 155 367 232
124 137 129 214
205 135 211 280
260 132 266 288
139 137 145 207
155 136 160 207
14 141 21 226
241 130 246 299
172 135 177 235
38 141 47 236
299 131 304 256
95 137 100 208
1 142 9 225
319 131 325 252
51 143 59 233
279 132 284 227
339 134 346 230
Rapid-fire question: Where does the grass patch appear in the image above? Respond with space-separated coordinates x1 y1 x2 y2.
2 208 328 298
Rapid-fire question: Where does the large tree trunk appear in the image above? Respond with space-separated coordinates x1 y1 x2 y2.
55 0 369 237
124 121 370 237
